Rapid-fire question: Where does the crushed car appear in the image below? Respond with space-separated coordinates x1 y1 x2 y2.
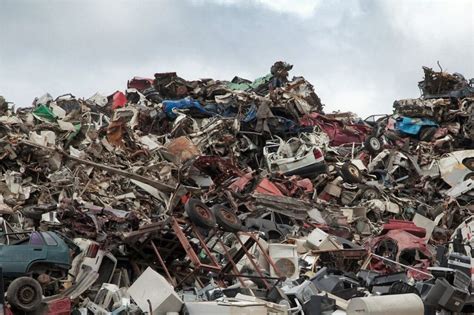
0 62 472 313
263 134 327 178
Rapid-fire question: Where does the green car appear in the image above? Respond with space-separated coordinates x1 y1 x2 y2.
0 231 74 278
0 231 79 312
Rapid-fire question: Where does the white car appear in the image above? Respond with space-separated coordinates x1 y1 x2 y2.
69 238 117 289
263 135 327 178
438 150 474 187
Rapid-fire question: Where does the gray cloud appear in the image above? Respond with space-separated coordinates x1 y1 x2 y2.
0 0 472 116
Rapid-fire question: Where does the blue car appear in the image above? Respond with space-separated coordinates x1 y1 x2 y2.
395 116 438 141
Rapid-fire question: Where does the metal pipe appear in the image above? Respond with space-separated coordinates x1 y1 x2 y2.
369 253 433 278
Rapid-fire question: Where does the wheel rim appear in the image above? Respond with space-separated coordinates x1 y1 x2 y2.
465 159 474 170
220 209 238 224
370 138 380 149
364 189 378 199
18 285 36 304
349 166 359 177
196 206 211 220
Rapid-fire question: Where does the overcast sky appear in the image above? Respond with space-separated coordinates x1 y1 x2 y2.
0 0 473 116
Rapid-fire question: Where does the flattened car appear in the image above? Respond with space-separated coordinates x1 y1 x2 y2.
438 150 474 186
263 135 327 178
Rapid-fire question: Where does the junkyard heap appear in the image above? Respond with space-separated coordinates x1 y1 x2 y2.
0 62 473 315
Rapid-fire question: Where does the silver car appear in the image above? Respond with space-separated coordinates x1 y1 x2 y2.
263 135 327 178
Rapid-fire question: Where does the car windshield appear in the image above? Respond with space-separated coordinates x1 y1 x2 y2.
42 232 58 246
30 232 44 245
6 232 44 246
364 115 387 124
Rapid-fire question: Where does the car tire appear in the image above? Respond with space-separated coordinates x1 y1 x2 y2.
463 158 474 171
364 136 382 154
185 199 216 229
341 162 362 184
212 205 243 233
7 276 43 312
419 126 437 142
464 172 474 181
361 187 380 200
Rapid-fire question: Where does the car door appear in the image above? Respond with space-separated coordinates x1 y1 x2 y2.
0 232 47 276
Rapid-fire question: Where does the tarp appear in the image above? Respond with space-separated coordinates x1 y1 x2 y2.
163 97 211 119
33 104 57 122
227 74 272 91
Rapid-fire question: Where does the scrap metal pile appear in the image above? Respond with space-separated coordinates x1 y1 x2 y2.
0 62 472 314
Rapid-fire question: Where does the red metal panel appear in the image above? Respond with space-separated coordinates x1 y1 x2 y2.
382 219 426 238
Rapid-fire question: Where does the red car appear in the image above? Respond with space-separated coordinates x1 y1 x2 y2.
300 113 373 146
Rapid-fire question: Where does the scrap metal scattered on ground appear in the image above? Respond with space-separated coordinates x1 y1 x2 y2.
0 62 473 314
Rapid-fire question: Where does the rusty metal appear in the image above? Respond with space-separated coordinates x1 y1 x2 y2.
217 234 283 287
216 237 246 287
218 231 284 289
143 217 284 290
150 240 176 287
311 248 368 272
369 253 434 278
234 234 272 289
245 232 284 278
167 217 223 288
170 217 221 272
189 223 222 269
